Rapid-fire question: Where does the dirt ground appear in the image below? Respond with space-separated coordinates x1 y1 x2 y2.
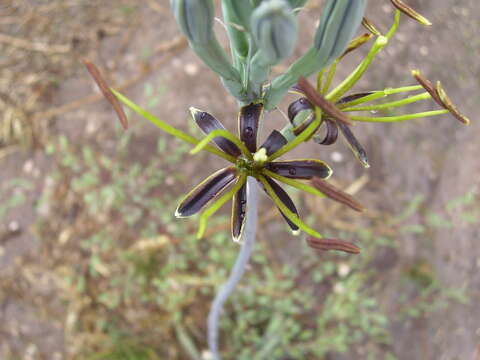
1 1 479 359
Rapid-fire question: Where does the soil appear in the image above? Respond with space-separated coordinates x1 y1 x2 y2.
1 0 479 359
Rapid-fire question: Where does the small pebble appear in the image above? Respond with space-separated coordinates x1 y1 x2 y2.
184 63 199 76
331 151 344 163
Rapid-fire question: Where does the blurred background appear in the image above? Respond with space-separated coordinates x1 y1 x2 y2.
1 1 479 359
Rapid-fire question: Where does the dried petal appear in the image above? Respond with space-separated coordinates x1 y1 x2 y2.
390 0 432 26
361 17 381 36
412 70 470 125
435 82 470 125
297 76 353 126
83 60 128 130
311 177 365 212
340 33 374 59
307 237 361 254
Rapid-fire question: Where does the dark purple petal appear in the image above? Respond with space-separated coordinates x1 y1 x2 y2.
231 183 247 241
336 121 369 167
287 97 313 124
239 103 263 153
314 118 338 145
191 108 241 157
176 167 238 217
336 92 374 106
259 130 288 156
267 159 332 179
292 113 318 136
261 176 299 232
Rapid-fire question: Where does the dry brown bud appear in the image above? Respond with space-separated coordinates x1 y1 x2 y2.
83 59 128 130
311 177 365 212
307 237 361 254
390 0 432 26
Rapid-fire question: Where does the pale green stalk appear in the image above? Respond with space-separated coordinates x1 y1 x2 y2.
342 92 432 112
327 11 401 103
112 89 236 163
338 85 424 109
322 60 338 94
351 109 449 122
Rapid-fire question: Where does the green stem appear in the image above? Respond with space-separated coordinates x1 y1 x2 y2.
112 89 236 163
326 11 401 103
316 68 326 92
350 109 449 123
322 60 338 94
338 85 424 109
342 92 431 112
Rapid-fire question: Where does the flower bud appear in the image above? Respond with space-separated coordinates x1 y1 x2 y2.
251 0 298 65
314 0 368 66
170 0 214 45
287 0 308 9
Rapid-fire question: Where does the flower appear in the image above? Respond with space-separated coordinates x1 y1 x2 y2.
288 79 372 168
287 69 471 168
174 103 333 241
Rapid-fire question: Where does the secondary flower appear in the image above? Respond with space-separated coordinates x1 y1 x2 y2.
175 103 333 241
288 87 372 168
286 56 471 167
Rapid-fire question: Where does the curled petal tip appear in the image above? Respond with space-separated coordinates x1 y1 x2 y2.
189 106 201 115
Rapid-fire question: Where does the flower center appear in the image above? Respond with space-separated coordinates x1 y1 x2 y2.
253 148 268 165
236 149 268 176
